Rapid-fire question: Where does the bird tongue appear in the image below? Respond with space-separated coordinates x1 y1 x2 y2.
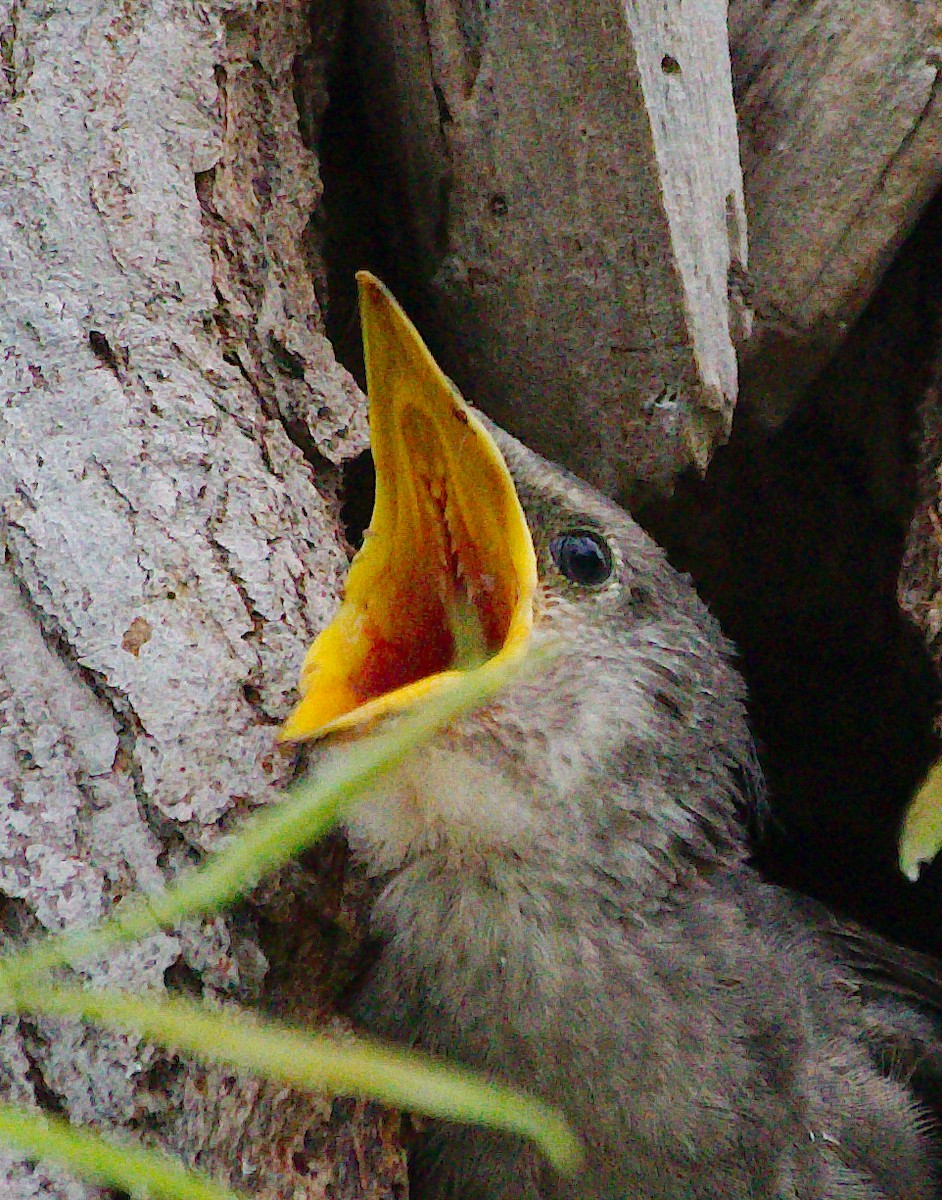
279 272 537 743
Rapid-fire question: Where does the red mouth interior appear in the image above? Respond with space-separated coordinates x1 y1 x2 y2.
352 463 513 704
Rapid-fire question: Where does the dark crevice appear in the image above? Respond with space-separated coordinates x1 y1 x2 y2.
282 413 342 483
19 1021 68 1118
267 334 307 380
314 3 379 380
339 450 375 551
313 0 416 386
0 895 40 952
638 188 942 955
222 345 341 483
87 329 125 375
163 954 208 1000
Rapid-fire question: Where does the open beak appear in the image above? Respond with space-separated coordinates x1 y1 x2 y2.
279 272 537 743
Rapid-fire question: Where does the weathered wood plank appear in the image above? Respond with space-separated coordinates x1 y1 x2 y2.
354 0 748 497
731 0 942 425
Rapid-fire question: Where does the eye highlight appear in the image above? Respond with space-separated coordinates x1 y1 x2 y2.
549 531 613 587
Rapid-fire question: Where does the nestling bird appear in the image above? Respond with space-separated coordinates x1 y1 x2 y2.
282 273 942 1199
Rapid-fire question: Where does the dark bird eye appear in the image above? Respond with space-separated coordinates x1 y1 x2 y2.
549 531 613 587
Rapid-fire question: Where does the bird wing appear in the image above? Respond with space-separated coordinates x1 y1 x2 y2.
813 903 942 1112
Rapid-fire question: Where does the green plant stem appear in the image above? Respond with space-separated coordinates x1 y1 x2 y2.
0 648 554 991
0 643 581 1178
0 1101 242 1200
0 981 581 1175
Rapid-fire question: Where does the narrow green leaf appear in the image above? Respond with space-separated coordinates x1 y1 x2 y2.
0 646 555 990
899 756 942 881
0 643 580 1182
0 1101 242 1200
3 982 581 1176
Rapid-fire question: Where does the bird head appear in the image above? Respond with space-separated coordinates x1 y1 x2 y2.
281 274 760 903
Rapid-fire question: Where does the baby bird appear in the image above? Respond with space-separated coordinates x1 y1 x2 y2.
282 273 940 1200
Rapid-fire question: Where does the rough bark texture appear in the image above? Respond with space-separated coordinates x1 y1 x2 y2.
902 357 942 679
0 0 407 1196
352 0 748 499
731 0 942 427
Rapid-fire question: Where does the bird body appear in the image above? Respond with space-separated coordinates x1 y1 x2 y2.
284 275 940 1199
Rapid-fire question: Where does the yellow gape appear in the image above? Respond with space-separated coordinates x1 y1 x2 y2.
279 272 536 743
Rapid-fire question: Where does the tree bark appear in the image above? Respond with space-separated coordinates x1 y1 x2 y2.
901 355 942 677
351 0 748 499
731 0 942 427
0 0 405 1195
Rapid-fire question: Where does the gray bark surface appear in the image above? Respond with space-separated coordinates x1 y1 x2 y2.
353 0 748 498
355 0 942 475
731 0 942 426
0 0 404 1195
